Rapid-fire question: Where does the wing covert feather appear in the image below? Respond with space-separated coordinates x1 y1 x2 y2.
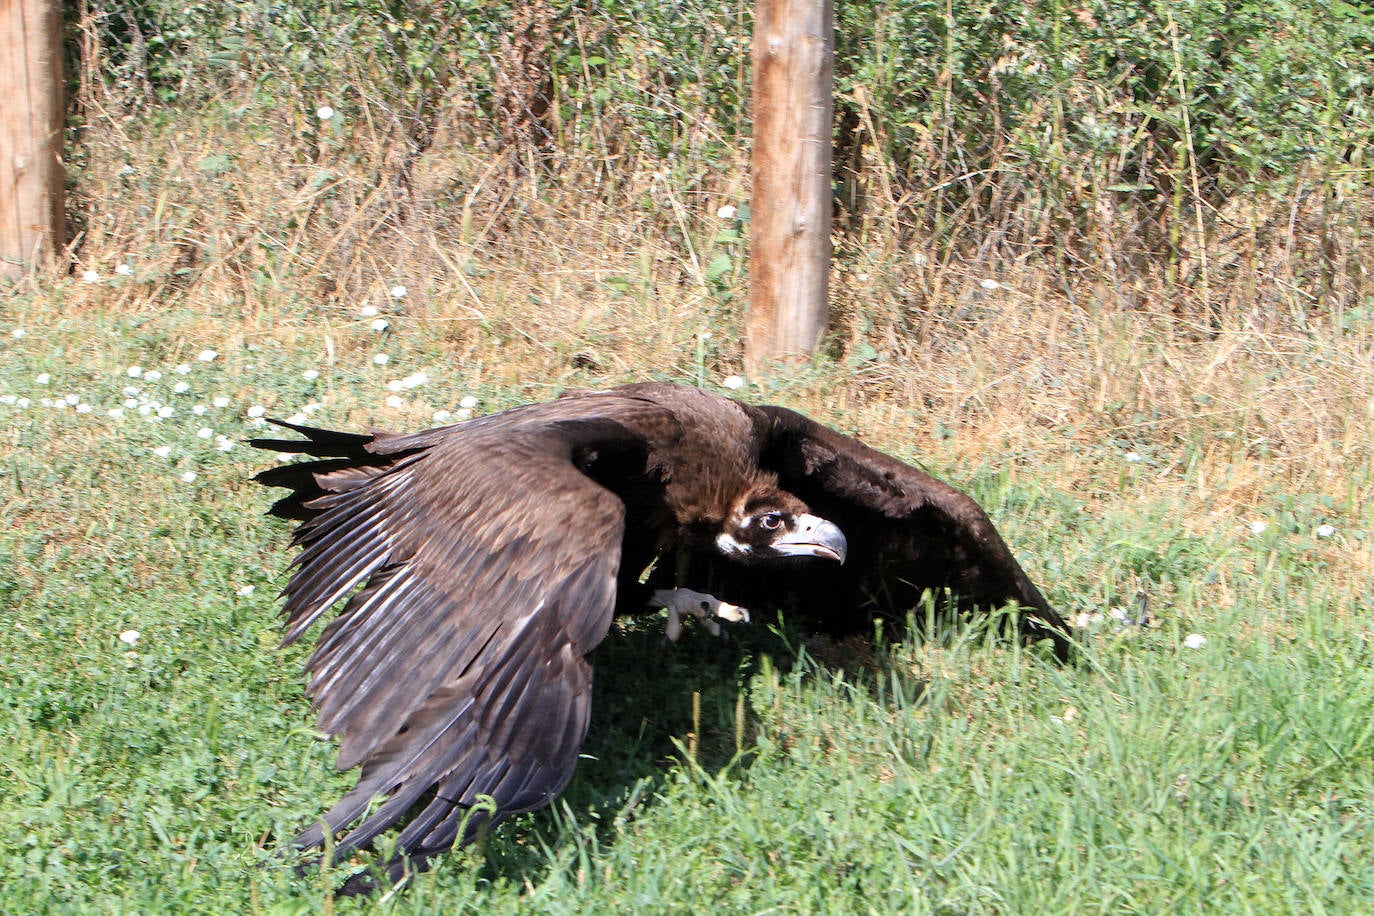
253 394 677 871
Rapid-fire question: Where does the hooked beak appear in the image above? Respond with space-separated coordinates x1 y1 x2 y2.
772 514 848 564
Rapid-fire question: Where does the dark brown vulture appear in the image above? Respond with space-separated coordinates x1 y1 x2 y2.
253 381 1069 891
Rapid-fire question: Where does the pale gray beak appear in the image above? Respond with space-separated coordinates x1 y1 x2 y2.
771 514 848 564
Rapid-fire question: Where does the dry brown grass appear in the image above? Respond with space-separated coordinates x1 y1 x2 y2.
10 64 1369 608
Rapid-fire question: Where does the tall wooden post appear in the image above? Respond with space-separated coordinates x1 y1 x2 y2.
745 0 833 373
1 0 66 280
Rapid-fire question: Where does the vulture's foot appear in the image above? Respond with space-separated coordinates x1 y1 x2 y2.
651 588 750 641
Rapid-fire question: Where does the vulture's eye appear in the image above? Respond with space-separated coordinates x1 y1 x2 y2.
758 512 784 531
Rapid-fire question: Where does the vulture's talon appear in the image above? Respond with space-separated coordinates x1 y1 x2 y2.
652 588 749 641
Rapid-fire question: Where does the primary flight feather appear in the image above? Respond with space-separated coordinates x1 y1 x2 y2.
253 381 1070 891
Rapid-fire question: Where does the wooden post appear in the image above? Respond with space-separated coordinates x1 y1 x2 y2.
1 0 66 280
745 0 833 374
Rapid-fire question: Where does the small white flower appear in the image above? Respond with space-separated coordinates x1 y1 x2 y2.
979 278 1001 291
62 393 78 405
216 437 235 452
1125 451 1142 463
15 397 29 408
698 331 712 341
173 381 190 394
275 452 296 462
316 105 335 121
76 403 92 414
34 372 50 385
1249 520 1267 536
115 263 132 276
722 375 745 391
137 404 152 416
119 629 141 645
10 328 24 338
286 413 308 425
359 304 380 318
1183 633 1206 649
144 369 162 381
197 427 214 439
127 366 143 378
385 394 404 408
246 405 267 418
387 379 404 392
302 369 319 381
0 395 14 405
458 395 479 410
371 318 390 331
82 270 100 283
1315 524 1336 538
192 404 208 415
157 405 174 418
716 204 737 220
236 585 255 597
152 445 172 458
212 396 231 408
197 349 218 362
373 354 390 366
123 385 141 397
388 284 407 300
433 410 453 423
174 363 191 374
180 471 197 483
301 402 320 414
455 408 473 421
107 407 124 418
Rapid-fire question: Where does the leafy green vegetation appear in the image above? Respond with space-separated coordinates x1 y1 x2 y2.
2 0 1371 910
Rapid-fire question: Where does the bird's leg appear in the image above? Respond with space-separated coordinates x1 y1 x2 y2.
650 588 750 641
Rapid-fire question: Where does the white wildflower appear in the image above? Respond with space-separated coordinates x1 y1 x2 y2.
212 396 231 408
1249 520 1267 536
1183 633 1206 649
433 409 453 423
979 278 1001 291
82 270 100 283
76 403 92 414
192 404 208 415
359 304 380 318
197 427 214 439
152 445 172 458
458 395 479 410
107 408 124 418
119 629 141 645
371 318 390 331
174 363 191 374
722 375 745 391
157 405 174 419
236 585 255 597
173 381 190 394
1125 451 1142 463
10 328 25 338
1315 524 1336 538
385 394 404 408
180 471 197 483
127 366 143 378
197 349 218 362
246 405 267 418
302 369 319 381
388 284 407 300
115 263 133 276
373 354 390 365
34 373 50 385
316 105 335 121
716 204 737 220
144 369 162 381
456 408 473 421
215 436 235 452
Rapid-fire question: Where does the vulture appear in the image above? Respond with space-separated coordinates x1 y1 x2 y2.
253 381 1069 891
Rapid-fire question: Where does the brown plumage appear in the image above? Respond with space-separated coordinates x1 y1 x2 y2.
253 381 1070 891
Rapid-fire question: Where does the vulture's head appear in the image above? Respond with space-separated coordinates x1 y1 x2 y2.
713 488 848 565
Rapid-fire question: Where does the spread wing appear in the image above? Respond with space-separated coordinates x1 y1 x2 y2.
252 394 675 883
754 405 1072 660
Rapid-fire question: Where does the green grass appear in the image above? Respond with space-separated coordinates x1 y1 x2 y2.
1 305 1370 913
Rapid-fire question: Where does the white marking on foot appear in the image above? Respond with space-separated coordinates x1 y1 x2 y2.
651 588 751 641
